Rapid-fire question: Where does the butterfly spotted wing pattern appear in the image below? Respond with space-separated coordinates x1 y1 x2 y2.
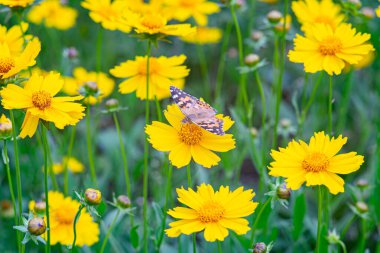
169 86 225 135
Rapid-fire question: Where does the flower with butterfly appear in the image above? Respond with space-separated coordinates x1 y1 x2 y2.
146 86 235 168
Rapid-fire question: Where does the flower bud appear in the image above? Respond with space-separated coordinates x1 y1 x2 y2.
0 115 12 139
234 0 246 9
28 217 46 236
280 118 291 129
117 195 131 209
244 54 260 66
34 201 46 215
83 81 99 93
253 242 267 253
361 7 375 19
105 98 119 110
0 200 14 218
250 127 258 138
63 47 78 59
356 179 368 189
327 229 340 244
267 10 282 23
355 201 368 213
85 188 102 205
347 0 361 8
228 48 238 59
251 31 264 41
277 183 291 200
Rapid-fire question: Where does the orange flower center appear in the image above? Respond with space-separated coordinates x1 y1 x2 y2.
141 15 165 30
302 152 329 172
178 122 203 145
314 16 334 27
198 201 225 223
139 58 159 75
319 37 342 56
32 90 52 110
0 57 15 73
54 209 75 225
180 0 196 7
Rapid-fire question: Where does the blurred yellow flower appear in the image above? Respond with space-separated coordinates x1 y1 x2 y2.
0 0 34 7
27 0 78 30
0 72 85 138
20 66 49 79
63 67 115 105
162 0 219 26
274 14 292 32
352 50 375 70
292 0 345 31
0 37 40 79
181 27 222 44
146 104 235 168
268 132 364 194
166 184 258 242
81 0 135 32
288 23 374 75
33 191 99 246
0 22 30 55
110 55 189 100
53 156 85 174
377 2 380 17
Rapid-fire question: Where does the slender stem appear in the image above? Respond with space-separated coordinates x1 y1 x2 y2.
9 110 24 253
337 71 353 132
154 96 163 122
156 164 173 250
193 234 197 253
186 164 196 253
143 40 152 253
112 112 133 226
217 241 223 253
338 241 347 253
255 71 266 165
358 218 366 252
341 215 356 239
86 105 98 186
196 44 211 100
250 197 271 245
63 127 76 195
41 126 51 253
316 186 323 253
328 76 333 135
96 27 103 72
99 209 121 253
71 205 85 253
45 134 58 191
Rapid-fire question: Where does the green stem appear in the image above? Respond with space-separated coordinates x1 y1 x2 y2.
328 76 333 134
217 241 223 253
71 204 85 253
337 71 353 132
143 40 152 253
196 44 211 100
96 27 103 72
3 140 19 250
9 110 24 253
86 105 98 187
186 164 196 253
255 70 266 165
316 186 323 253
250 197 271 245
63 127 76 195
338 241 347 253
99 209 121 253
45 134 58 191
41 126 51 253
341 215 356 239
154 96 163 122
112 112 133 226
192 233 197 253
359 218 366 252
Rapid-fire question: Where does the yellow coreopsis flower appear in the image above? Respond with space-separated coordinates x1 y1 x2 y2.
30 192 99 246
53 156 85 174
63 67 115 105
181 27 222 44
288 23 374 75
110 55 189 100
0 0 34 7
146 104 235 168
268 132 364 195
27 0 78 30
0 38 40 80
166 184 258 242
292 0 345 31
0 72 85 138
162 0 219 26
0 23 31 55
377 1 380 17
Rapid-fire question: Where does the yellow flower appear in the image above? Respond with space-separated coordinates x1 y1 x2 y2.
146 104 235 168
268 132 364 195
110 55 189 100
0 0 34 7
162 0 220 26
81 0 134 32
377 2 380 17
288 23 374 75
0 22 30 55
0 72 85 138
274 14 292 32
31 192 99 246
63 67 115 105
292 0 345 31
0 37 40 79
27 0 78 30
127 12 195 37
181 27 222 44
165 184 258 242
53 156 85 174
351 50 375 70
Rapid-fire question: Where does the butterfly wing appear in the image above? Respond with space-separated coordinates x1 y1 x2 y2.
195 117 225 136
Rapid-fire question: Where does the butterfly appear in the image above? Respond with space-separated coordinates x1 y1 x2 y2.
169 86 225 136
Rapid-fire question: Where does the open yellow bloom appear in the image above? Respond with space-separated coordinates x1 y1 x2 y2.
53 156 85 174
292 0 345 30
0 23 30 55
81 0 134 32
146 104 235 168
110 55 189 100
166 184 258 242
288 23 374 75
0 0 34 7
63 67 115 105
181 27 222 44
162 0 220 26
377 2 380 17
268 132 364 195
27 0 78 30
33 191 99 246
0 37 40 79
0 72 85 138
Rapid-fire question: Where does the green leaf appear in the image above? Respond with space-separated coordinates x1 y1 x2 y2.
292 192 306 240
130 225 139 249
2 147 9 165
96 201 107 216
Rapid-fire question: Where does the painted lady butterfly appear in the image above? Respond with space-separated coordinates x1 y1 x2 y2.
170 86 225 136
